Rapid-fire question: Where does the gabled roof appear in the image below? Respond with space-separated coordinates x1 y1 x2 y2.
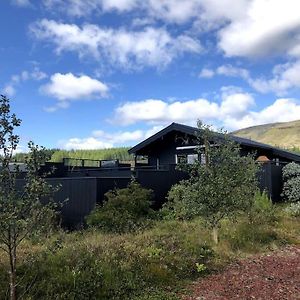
128 122 300 162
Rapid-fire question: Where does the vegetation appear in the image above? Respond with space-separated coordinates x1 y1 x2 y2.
163 121 258 244
12 149 58 162
86 181 155 233
0 95 58 300
233 119 300 149
0 211 299 300
0 105 299 300
50 148 133 163
282 162 300 202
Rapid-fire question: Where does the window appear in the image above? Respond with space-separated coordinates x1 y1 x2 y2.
187 154 198 164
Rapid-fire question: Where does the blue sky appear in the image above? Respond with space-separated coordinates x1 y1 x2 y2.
1 0 300 151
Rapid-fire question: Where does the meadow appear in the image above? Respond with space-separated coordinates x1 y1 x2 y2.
0 205 299 300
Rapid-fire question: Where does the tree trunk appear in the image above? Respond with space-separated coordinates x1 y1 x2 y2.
9 247 17 300
212 226 219 244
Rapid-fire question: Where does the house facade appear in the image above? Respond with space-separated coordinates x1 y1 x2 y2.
129 122 300 167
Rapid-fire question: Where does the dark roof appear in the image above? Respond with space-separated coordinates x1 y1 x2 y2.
128 122 300 162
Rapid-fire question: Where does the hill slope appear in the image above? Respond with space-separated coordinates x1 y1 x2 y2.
233 120 300 149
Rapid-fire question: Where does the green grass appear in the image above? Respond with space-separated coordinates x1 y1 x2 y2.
0 210 299 300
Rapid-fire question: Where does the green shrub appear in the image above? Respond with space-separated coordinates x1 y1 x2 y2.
86 181 155 233
221 220 279 252
284 201 300 217
247 191 277 225
0 220 213 300
282 162 300 202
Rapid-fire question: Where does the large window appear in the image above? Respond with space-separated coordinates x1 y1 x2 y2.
176 153 199 164
187 154 198 164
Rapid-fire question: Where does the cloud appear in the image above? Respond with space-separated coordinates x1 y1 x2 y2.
218 0 300 58
1 84 16 97
41 73 108 110
30 19 202 70
249 60 300 95
1 67 47 97
59 126 163 150
60 137 113 150
199 68 215 78
11 0 31 7
39 0 300 61
202 62 300 95
43 0 138 16
226 98 300 129
113 88 300 130
114 98 220 126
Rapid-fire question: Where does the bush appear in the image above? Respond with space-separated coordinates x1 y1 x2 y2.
282 162 300 202
284 201 300 217
86 181 155 233
0 221 214 300
247 191 277 225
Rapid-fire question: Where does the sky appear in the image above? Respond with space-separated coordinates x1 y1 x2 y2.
1 0 300 151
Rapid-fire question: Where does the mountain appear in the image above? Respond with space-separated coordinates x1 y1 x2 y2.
233 120 300 150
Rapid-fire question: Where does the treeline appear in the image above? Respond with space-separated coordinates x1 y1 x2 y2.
50 148 133 162
13 147 133 163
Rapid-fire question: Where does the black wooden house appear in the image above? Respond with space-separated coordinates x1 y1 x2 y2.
129 122 300 167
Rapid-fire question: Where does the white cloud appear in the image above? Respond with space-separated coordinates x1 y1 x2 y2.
59 125 162 150
216 65 250 80
41 73 109 109
1 84 16 97
226 98 300 129
114 98 220 125
1 67 47 97
113 88 300 130
249 60 300 95
43 0 138 16
60 137 113 150
199 64 250 80
199 68 214 78
11 0 31 7
30 19 202 70
218 0 300 58
200 62 300 95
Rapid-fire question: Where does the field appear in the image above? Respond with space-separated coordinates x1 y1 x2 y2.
0 208 299 300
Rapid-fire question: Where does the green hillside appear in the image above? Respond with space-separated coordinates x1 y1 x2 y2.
13 148 133 163
50 148 133 162
233 120 300 151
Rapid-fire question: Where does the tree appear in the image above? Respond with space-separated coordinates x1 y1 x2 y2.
282 162 300 203
164 121 258 244
0 95 57 300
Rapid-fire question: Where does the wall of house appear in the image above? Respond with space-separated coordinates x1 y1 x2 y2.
146 131 198 166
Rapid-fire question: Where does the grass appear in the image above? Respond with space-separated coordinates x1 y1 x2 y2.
233 119 300 149
0 209 299 300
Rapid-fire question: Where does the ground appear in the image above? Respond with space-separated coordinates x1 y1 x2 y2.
183 246 300 300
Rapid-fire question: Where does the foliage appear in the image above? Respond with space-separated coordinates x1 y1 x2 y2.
86 181 155 233
0 95 58 300
163 121 258 243
0 210 299 299
247 191 277 225
282 162 300 203
50 148 133 163
12 149 58 162
0 220 214 300
284 201 300 217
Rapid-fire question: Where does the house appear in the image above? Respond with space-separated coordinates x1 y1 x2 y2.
129 122 300 167
129 122 300 203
